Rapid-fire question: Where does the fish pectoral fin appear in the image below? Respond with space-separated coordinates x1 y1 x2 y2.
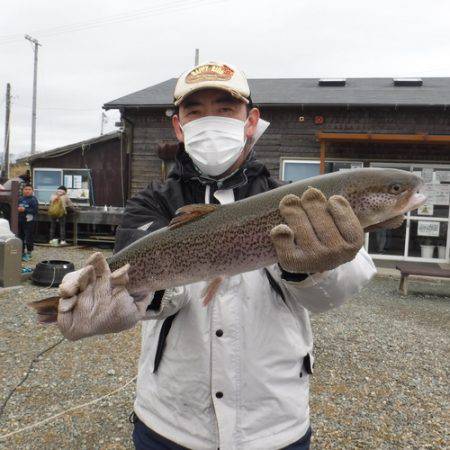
169 204 218 229
202 276 225 306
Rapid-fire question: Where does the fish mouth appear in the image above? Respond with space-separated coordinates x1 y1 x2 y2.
398 191 427 215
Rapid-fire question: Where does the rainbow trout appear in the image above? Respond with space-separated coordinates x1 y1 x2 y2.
30 168 425 316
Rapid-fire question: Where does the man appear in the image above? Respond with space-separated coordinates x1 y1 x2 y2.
56 62 376 449
1 172 31 221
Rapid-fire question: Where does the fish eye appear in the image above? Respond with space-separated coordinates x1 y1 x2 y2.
389 183 403 194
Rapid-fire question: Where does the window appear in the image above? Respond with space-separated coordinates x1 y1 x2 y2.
62 169 91 205
280 159 363 182
33 168 92 205
367 163 450 262
280 159 449 262
33 169 62 204
281 160 321 182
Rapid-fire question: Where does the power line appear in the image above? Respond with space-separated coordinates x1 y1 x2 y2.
0 337 65 419
0 0 227 45
0 0 189 40
0 0 193 39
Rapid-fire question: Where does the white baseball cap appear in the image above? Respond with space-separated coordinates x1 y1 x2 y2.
174 61 251 106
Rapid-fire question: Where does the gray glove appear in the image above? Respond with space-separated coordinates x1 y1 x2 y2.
57 252 151 341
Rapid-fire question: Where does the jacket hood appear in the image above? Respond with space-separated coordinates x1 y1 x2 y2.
167 143 271 190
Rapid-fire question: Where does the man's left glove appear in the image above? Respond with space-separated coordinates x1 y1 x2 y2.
270 187 364 274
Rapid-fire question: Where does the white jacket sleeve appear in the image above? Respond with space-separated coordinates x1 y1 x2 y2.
268 247 376 314
142 286 191 320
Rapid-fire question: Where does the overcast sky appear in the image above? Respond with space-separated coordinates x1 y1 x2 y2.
1 0 450 159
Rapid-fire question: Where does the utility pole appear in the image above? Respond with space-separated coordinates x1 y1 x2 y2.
100 111 107 135
195 48 199 66
2 83 11 179
25 35 41 155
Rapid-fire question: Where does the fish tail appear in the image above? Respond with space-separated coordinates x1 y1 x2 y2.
28 296 60 324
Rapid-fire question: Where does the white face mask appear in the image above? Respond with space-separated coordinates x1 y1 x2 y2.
181 116 247 177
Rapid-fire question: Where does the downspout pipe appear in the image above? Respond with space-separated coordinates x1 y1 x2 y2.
121 109 135 202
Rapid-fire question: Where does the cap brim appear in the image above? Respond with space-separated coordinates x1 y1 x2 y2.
174 85 249 106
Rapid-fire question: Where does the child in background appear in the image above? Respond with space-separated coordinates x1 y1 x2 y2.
18 184 38 261
48 185 75 246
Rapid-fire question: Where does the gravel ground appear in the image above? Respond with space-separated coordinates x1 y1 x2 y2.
0 245 449 449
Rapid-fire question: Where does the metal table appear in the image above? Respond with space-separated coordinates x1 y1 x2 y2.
37 206 124 245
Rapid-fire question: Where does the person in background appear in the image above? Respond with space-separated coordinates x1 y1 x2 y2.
18 183 38 261
1 172 30 220
48 185 75 246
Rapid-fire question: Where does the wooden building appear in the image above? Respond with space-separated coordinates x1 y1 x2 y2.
17 131 126 207
104 77 450 264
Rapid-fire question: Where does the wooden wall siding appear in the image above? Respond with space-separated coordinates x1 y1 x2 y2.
32 137 126 206
127 111 174 194
125 107 450 195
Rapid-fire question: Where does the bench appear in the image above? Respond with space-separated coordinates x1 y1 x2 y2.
396 262 450 295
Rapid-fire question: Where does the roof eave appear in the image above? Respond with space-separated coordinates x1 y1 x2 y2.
104 102 450 110
256 102 450 108
18 131 122 163
103 103 174 110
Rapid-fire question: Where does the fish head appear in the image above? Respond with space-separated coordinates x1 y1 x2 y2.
339 168 426 228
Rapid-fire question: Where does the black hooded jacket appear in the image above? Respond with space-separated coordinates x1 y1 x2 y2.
114 146 283 253
114 145 306 374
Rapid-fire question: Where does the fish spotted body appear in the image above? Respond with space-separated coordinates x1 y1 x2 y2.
30 168 425 315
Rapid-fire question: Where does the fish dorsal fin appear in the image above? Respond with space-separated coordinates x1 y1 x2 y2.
169 204 218 229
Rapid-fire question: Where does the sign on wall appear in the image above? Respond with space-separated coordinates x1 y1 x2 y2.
422 184 450 206
417 221 440 237
421 168 434 183
64 174 73 188
418 203 434 216
436 171 450 183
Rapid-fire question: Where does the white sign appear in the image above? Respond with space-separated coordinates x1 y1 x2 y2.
421 168 434 183
64 175 73 188
436 171 450 183
73 175 83 189
422 184 450 206
434 185 450 205
417 221 440 237
418 203 434 216
68 188 89 199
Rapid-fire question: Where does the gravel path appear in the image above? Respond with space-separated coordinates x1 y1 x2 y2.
0 245 449 449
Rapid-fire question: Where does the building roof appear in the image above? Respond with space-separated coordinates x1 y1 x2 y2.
103 77 450 109
17 131 121 163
